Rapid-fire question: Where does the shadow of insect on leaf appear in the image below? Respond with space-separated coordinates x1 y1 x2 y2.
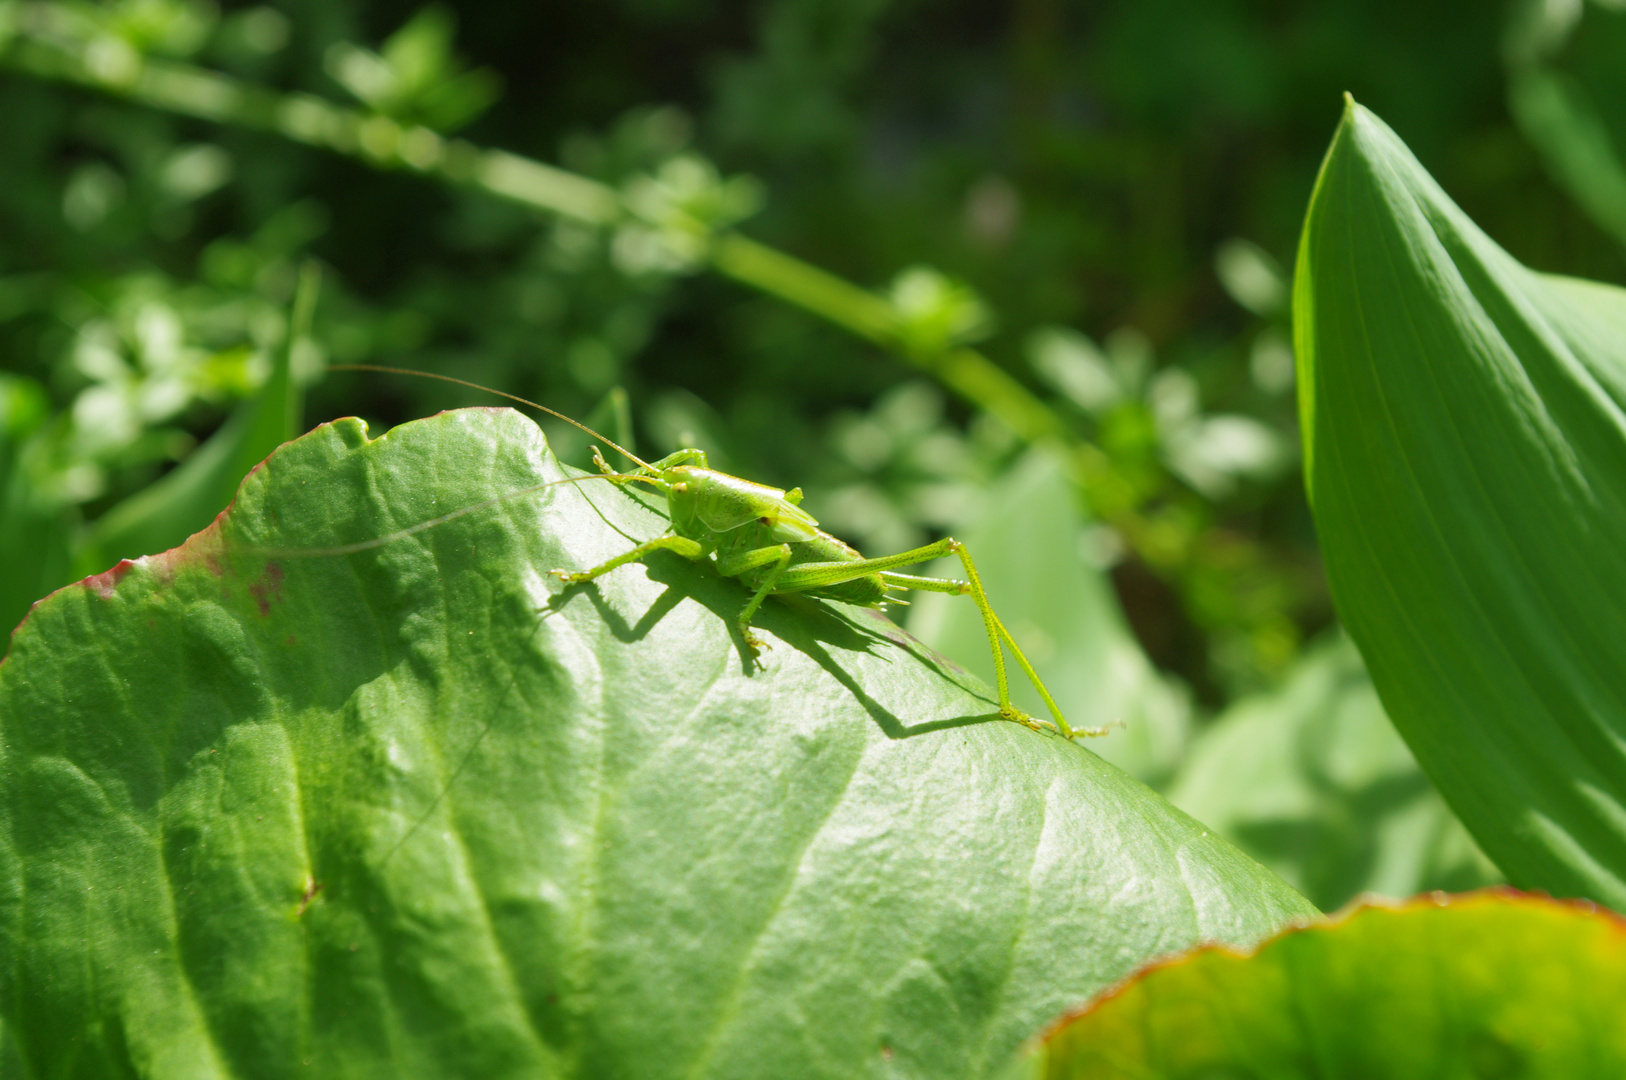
543 549 827 675
545 574 690 648
777 599 1008 740
550 548 1007 739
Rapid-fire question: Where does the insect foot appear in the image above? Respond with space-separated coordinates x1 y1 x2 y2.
1001 705 1079 738
741 627 773 659
1002 706 1062 738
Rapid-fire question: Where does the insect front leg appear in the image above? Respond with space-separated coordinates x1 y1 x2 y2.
550 534 706 584
714 542 795 659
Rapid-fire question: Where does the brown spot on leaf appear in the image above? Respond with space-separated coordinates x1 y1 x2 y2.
296 878 325 916
247 562 285 617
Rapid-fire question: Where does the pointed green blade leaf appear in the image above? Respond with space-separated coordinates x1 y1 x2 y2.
0 409 1313 1079
1295 99 1626 903
1016 892 1626 1078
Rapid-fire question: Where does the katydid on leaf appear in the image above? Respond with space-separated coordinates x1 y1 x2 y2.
323 364 1106 741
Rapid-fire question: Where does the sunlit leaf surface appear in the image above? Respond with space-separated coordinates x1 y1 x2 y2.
0 409 1313 1079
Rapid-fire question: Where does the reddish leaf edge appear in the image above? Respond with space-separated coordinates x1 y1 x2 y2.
0 414 385 660
3 507 232 662
1030 885 1626 1051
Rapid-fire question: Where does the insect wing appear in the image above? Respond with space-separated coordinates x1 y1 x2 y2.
764 511 820 543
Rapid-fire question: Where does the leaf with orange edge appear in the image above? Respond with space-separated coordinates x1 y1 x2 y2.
1009 889 1626 1079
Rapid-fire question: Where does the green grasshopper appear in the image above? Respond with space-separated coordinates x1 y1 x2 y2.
337 365 1105 740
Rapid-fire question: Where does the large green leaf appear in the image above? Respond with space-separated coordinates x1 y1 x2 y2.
0 1016 17 1079
910 450 1192 786
1011 891 1626 1078
0 409 1314 1079
1294 99 1626 903
1165 633 1500 912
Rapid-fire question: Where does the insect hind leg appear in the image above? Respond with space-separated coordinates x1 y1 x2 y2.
877 571 968 595
880 546 1105 741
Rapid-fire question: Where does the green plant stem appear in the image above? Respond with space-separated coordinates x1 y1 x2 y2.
0 18 1078 454
706 232 897 344
707 233 1068 448
0 19 621 225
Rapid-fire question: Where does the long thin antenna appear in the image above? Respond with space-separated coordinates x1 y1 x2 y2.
230 472 660 558
331 363 654 471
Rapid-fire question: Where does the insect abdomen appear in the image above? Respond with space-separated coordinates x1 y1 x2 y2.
792 529 888 607
802 574 888 607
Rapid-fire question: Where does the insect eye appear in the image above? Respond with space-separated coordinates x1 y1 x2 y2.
758 516 771 525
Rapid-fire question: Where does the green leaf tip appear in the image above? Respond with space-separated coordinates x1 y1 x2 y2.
1294 99 1626 906
0 406 1314 1078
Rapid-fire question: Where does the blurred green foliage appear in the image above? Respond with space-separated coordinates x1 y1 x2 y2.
3 0 1625 910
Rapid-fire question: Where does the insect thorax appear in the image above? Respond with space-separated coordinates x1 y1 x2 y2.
660 465 888 607
666 466 819 543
